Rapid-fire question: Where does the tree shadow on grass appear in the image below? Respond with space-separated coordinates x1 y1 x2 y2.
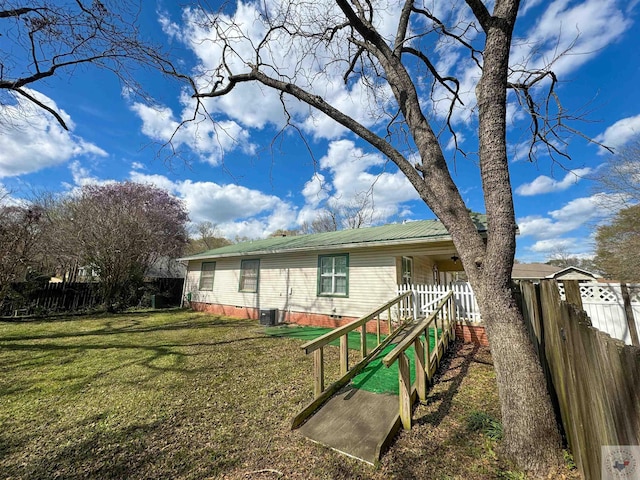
2 416 186 480
0 315 248 343
0 335 269 397
415 342 482 428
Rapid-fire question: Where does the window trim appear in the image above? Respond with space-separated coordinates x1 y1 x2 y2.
317 254 349 297
199 261 216 291
239 259 260 293
401 256 413 285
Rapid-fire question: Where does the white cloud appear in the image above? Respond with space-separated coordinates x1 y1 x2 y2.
130 101 255 166
297 140 420 226
0 183 14 205
528 237 580 254
0 89 107 178
594 114 640 152
511 0 631 80
515 168 592 195
128 171 179 194
69 161 103 187
518 193 626 241
129 174 297 239
521 0 545 15
301 174 330 207
131 161 146 170
162 1 401 144
179 180 298 239
516 192 631 259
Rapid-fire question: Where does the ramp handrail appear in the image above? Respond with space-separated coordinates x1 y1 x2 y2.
292 291 416 429
382 291 456 430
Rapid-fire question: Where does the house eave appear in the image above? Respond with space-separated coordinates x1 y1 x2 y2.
178 234 456 262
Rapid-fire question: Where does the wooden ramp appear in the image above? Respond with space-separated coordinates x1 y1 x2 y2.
296 323 420 465
298 385 401 465
293 291 457 465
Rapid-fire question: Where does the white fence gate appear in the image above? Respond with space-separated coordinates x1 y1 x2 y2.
400 281 640 346
398 283 481 323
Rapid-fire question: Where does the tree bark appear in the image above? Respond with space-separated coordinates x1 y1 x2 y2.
461 0 564 474
473 277 563 474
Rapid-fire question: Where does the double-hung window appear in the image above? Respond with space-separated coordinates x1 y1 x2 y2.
239 259 260 292
199 262 216 291
318 254 349 296
401 256 413 285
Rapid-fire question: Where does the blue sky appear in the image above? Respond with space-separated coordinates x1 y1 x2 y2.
1 0 640 262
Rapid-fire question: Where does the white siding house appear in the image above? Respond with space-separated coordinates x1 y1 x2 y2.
179 217 487 329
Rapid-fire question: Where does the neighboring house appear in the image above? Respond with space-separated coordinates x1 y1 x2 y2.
512 263 600 283
550 266 601 282
146 256 187 279
179 216 487 328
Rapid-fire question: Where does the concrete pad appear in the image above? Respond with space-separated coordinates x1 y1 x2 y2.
298 386 400 465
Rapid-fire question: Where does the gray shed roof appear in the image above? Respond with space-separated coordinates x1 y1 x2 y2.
512 263 562 280
180 214 487 261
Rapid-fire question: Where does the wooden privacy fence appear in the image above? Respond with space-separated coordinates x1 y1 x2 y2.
0 278 184 317
382 291 456 430
292 291 416 429
0 282 101 316
519 280 640 480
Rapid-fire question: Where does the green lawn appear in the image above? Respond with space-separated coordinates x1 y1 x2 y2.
0 310 544 479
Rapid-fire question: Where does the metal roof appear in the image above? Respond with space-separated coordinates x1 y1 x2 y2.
511 263 562 279
179 215 487 261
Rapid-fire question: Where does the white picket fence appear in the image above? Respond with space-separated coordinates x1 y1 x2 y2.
399 282 640 346
397 283 481 323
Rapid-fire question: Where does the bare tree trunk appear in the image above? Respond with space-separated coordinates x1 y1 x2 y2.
473 276 563 474
464 2 564 473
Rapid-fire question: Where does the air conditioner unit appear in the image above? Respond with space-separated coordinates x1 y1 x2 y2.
259 309 278 326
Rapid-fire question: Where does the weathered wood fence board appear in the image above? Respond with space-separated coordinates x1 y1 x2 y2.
519 280 640 480
1 278 184 317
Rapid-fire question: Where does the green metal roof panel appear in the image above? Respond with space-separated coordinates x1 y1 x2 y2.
182 214 487 260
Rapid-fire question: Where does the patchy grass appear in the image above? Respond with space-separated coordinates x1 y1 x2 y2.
0 311 575 479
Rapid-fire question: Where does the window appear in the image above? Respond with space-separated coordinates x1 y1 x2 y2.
318 254 349 296
239 259 260 292
199 262 216 291
401 256 413 285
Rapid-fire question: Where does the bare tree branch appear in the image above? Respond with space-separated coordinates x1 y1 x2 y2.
464 0 491 31
0 1 178 130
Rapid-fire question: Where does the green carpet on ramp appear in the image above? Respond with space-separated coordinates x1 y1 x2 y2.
350 329 438 395
263 325 386 352
264 325 440 395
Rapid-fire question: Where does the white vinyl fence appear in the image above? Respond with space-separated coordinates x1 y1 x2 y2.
558 282 640 346
398 283 481 323
400 281 640 346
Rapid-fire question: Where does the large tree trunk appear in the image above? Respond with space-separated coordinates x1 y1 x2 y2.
472 274 564 474
462 1 564 474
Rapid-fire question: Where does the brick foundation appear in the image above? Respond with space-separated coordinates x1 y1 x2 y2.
191 302 488 344
191 302 259 320
455 323 489 346
190 302 390 334
285 310 394 334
